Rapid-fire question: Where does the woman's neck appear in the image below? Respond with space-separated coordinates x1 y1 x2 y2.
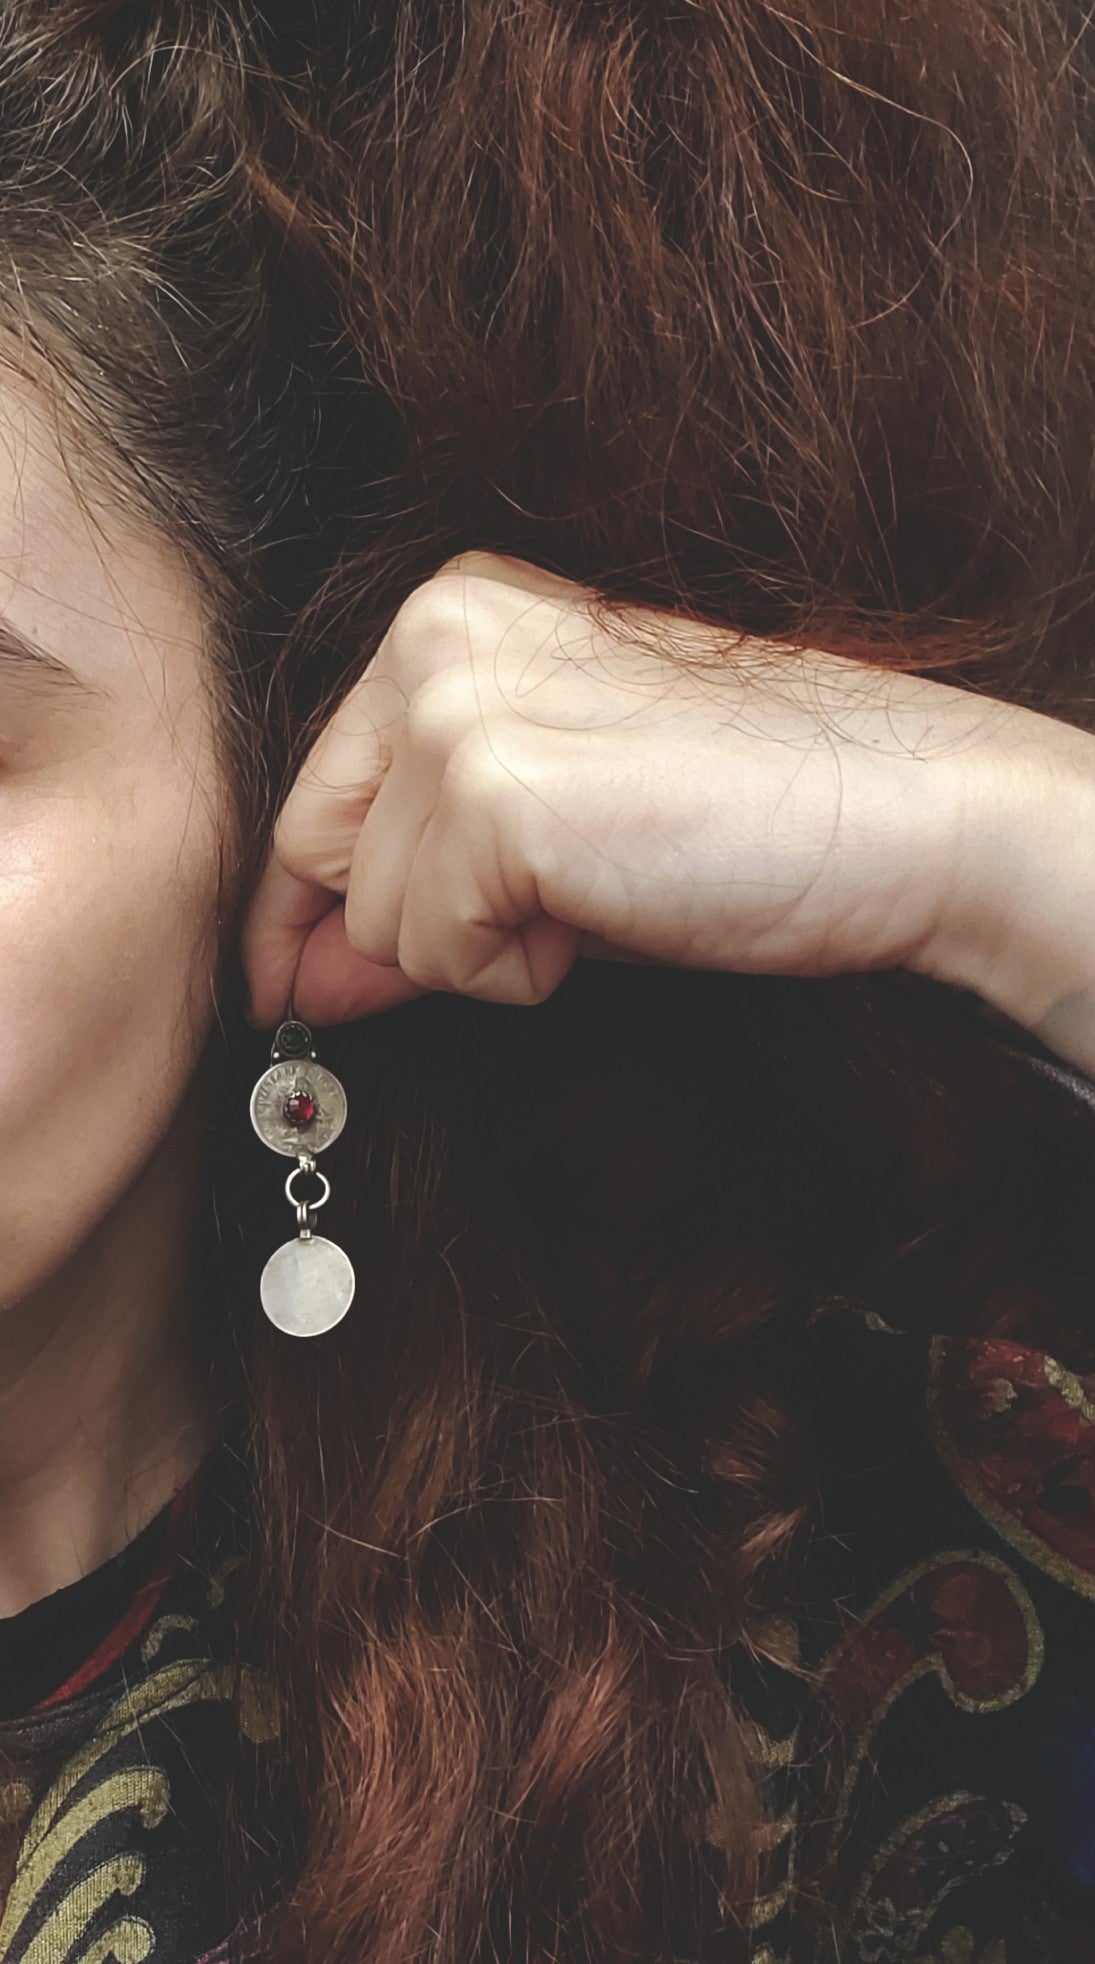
0 1078 222 1616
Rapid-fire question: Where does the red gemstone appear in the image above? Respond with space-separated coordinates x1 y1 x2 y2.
284 1090 318 1127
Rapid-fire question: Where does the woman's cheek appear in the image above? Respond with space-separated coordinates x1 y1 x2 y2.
0 773 221 1303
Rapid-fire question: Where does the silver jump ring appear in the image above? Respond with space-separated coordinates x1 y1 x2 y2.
285 1165 331 1212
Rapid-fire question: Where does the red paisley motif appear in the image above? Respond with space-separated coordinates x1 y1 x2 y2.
796 1549 1041 1940
929 1338 1095 1598
822 1557 1040 1737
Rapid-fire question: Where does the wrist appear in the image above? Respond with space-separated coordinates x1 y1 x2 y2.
913 708 1095 1078
914 703 1095 1076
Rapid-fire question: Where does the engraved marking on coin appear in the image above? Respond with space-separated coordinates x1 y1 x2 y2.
249 1060 347 1156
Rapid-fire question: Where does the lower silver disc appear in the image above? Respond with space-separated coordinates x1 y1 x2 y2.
260 1235 355 1338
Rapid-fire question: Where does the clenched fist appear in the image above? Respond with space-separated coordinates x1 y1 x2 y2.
242 553 1095 1077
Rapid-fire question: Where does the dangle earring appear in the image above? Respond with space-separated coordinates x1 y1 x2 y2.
249 1013 355 1337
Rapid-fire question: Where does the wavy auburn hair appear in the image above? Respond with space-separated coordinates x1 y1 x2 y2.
234 3 1095 1962
0 5 1092 1964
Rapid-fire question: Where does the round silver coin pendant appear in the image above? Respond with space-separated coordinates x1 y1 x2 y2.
260 1234 356 1337
249 1060 348 1157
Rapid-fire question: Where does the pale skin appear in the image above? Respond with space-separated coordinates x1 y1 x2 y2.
0 372 228 1616
4 395 1095 1617
244 554 1095 1078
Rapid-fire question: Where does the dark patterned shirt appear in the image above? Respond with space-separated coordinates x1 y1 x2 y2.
0 1435 277 1964
728 1304 1095 1963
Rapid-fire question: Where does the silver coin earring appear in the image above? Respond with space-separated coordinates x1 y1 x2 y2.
249 1013 356 1337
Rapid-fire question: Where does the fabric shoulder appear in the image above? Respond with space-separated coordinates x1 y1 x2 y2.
731 1301 1095 1963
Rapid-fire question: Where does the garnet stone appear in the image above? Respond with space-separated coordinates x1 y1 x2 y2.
284 1090 318 1127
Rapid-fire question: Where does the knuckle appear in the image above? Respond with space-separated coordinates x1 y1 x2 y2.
404 667 480 761
394 938 445 993
342 891 396 968
433 549 508 582
438 729 507 810
271 794 355 891
271 805 326 884
387 568 514 674
386 581 475 672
